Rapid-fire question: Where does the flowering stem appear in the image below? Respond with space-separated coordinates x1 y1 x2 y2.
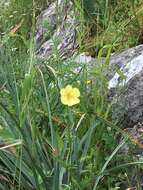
66 107 74 183
68 107 74 126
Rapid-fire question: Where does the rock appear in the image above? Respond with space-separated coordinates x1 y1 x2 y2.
35 2 58 49
108 45 143 128
121 122 143 155
108 45 143 89
36 21 78 59
75 53 97 63
35 0 78 59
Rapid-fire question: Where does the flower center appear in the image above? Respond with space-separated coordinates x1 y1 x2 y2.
66 92 74 100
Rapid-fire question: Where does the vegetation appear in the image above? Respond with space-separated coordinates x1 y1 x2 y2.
0 0 143 189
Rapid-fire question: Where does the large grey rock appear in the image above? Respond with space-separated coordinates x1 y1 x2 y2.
107 45 143 128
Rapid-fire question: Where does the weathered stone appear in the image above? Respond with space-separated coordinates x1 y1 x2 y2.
35 0 77 59
35 2 57 49
108 45 143 128
36 21 78 59
109 45 143 88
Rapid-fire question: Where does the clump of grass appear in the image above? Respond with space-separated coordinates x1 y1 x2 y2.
0 0 48 52
74 0 143 55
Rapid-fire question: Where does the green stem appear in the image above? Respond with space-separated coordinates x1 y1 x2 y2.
66 107 74 183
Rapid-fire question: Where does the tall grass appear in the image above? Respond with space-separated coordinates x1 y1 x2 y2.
0 0 143 189
75 0 143 55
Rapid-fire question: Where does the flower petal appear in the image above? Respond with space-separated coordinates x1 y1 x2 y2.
60 88 66 95
73 88 80 97
67 98 80 106
61 96 69 105
65 85 72 91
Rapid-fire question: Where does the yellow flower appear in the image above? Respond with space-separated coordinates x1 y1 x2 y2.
60 85 80 106
86 80 91 84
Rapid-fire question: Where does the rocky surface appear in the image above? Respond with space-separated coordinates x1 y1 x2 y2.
109 45 143 89
108 45 143 128
35 0 78 59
